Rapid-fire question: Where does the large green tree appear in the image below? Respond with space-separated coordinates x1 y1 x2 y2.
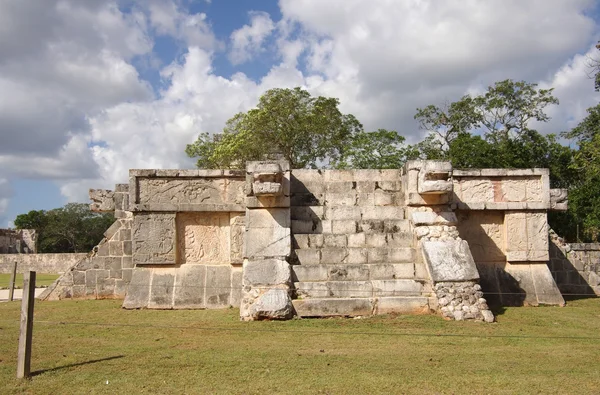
14 203 114 253
186 87 363 169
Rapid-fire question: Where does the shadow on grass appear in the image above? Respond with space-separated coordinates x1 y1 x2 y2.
31 355 124 377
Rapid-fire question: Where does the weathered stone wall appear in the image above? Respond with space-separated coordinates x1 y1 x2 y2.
451 169 564 307
122 169 247 310
548 231 600 296
289 169 433 317
40 218 133 300
0 253 87 274
0 229 36 253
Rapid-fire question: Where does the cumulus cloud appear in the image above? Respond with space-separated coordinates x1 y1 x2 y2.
2 0 600 219
229 11 275 65
146 0 219 49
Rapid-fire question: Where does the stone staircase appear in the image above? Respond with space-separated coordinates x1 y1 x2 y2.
289 170 434 317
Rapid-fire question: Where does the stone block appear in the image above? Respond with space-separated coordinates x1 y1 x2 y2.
122 256 133 269
291 264 329 282
173 265 206 308
245 226 291 258
122 268 151 308
230 267 243 308
328 264 370 281
374 296 430 315
72 271 86 285
389 248 414 263
324 170 356 181
326 182 354 193
308 234 324 248
122 268 133 283
387 233 413 247
290 193 325 207
332 220 357 234
366 233 387 248
295 249 321 265
323 234 347 248
148 272 175 308
243 259 291 286
133 213 176 265
90 189 115 212
345 248 368 264
411 211 457 226
104 220 123 240
295 281 329 298
530 264 565 306
377 181 402 191
230 214 245 264
370 263 415 280
356 181 376 193
374 190 397 206
291 169 324 184
325 192 357 206
325 206 361 220
292 234 310 249
327 280 373 298
292 298 374 317
250 289 294 320
320 248 350 264
360 220 385 234
367 248 388 263
357 193 375 206
291 206 324 221
372 279 422 297
246 195 290 208
362 206 404 221
109 241 124 257
417 161 452 194
347 233 366 248
421 240 479 282
291 220 320 234
246 208 290 229
384 220 410 233
205 265 232 308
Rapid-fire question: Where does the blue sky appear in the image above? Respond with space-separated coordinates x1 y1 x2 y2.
1 0 599 227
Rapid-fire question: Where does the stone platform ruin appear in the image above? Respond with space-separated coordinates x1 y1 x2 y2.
40 160 571 322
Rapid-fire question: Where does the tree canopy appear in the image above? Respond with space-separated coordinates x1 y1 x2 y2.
186 87 363 169
14 203 114 253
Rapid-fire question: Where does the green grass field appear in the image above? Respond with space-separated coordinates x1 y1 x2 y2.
0 273 60 289
1 298 599 394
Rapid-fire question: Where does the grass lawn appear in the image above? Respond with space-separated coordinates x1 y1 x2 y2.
0 273 60 289
1 298 599 394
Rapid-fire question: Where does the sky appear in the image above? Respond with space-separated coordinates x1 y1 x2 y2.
1 0 600 227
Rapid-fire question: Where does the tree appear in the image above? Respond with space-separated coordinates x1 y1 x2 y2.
334 129 419 169
186 87 363 169
560 104 600 241
14 203 114 253
414 79 559 159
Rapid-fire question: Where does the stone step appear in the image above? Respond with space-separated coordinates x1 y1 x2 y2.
291 219 410 235
292 296 432 317
294 247 415 265
291 263 429 282
292 232 413 249
294 279 427 299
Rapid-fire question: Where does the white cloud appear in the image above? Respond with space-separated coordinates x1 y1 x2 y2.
146 0 219 49
1 0 600 219
229 11 275 65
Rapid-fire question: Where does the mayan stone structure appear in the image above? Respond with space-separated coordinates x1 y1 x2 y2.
0 228 36 254
41 160 577 322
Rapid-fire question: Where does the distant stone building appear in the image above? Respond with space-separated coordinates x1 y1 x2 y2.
0 229 37 254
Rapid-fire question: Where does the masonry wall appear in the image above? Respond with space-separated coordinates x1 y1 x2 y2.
0 229 36 253
548 233 600 297
0 253 87 274
290 169 432 317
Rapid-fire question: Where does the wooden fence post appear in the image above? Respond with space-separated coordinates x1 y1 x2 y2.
17 271 35 379
8 261 17 302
